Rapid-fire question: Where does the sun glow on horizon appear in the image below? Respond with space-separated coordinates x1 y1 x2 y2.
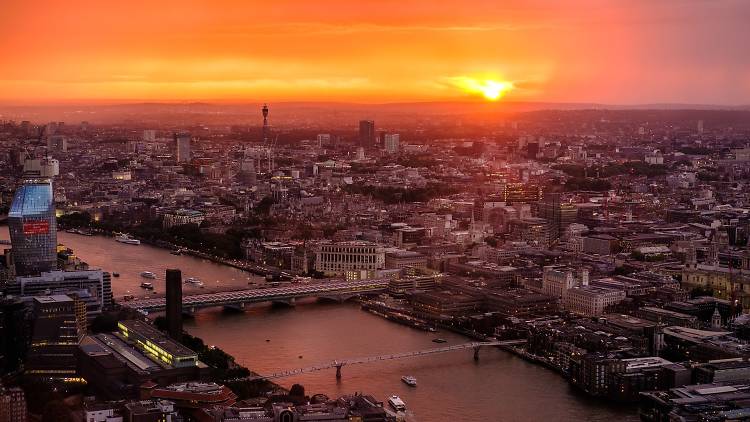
450 77 514 101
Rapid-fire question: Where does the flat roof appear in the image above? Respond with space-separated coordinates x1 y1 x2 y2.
34 294 73 303
119 320 197 358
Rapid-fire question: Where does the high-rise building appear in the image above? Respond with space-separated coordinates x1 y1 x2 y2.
384 133 400 154
538 193 577 240
46 135 67 153
239 159 257 186
174 132 191 163
317 134 331 148
25 295 85 379
143 129 157 142
8 159 58 276
697 120 704 134
0 299 30 374
358 120 375 148
165 269 183 341
0 384 27 422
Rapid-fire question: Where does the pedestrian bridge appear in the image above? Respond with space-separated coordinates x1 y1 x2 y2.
233 339 527 382
124 279 389 313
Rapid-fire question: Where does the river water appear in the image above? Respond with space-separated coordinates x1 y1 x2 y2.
0 227 639 421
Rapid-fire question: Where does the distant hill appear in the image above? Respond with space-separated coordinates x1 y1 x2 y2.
0 100 748 126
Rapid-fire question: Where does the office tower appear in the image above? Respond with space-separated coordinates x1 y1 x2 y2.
240 159 257 186
8 159 58 276
697 120 704 134
0 384 27 422
25 295 85 379
384 133 400 154
45 122 58 136
165 269 183 341
46 135 67 153
317 134 331 148
143 129 157 142
358 120 375 148
538 193 577 240
0 299 29 374
378 130 387 146
174 132 191 163
526 142 539 159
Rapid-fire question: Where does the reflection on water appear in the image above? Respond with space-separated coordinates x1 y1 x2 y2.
186 303 639 422
0 226 265 299
0 225 638 421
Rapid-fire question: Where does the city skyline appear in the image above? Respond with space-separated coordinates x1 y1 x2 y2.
1 0 749 105
2 2 750 421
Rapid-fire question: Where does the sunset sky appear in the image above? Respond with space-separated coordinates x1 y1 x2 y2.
0 0 748 105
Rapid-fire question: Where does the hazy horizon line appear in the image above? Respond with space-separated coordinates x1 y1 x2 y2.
0 99 748 109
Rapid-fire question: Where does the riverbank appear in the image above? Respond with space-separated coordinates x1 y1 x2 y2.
356 299 628 405
60 224 293 280
184 301 640 421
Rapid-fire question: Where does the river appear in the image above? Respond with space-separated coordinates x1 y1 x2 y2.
0 226 639 421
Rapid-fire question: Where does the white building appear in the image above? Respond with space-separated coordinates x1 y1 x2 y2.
85 405 123 422
162 209 205 228
315 241 385 276
645 150 664 165
542 265 580 299
564 286 626 316
10 270 112 318
23 157 59 178
384 133 400 154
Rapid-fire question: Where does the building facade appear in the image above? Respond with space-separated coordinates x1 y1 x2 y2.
358 120 375 148
8 179 57 276
315 242 385 276
25 295 85 380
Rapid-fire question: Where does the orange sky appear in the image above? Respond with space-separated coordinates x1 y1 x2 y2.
0 0 748 104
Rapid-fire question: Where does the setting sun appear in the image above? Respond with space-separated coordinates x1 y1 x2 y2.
450 77 514 101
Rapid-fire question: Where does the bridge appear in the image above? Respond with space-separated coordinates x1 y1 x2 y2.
124 279 389 313
233 339 527 382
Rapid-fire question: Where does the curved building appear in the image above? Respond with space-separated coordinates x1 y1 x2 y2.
8 178 57 276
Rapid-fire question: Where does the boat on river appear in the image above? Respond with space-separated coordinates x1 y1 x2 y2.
115 233 141 245
388 395 407 411
401 375 417 387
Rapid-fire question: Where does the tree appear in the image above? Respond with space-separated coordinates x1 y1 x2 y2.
255 197 274 215
289 384 305 398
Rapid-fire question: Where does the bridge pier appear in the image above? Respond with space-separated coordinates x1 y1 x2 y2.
272 298 296 307
474 346 481 361
335 363 344 379
319 294 357 304
223 303 246 313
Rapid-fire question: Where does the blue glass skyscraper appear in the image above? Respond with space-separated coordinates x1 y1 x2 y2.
8 178 57 276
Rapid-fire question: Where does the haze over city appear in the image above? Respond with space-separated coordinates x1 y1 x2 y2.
1 0 749 105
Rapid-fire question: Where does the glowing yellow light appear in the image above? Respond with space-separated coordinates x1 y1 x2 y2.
451 77 514 101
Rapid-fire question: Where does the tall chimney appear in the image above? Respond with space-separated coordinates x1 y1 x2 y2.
165 269 183 341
